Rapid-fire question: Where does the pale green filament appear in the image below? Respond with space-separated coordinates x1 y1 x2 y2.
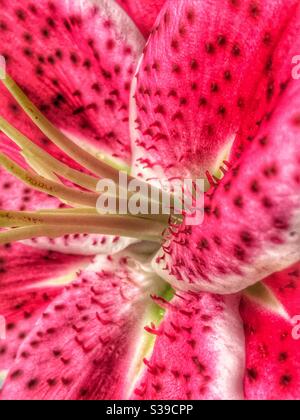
0 209 166 230
0 153 99 207
22 150 62 183
1 75 123 182
0 117 99 190
0 210 165 241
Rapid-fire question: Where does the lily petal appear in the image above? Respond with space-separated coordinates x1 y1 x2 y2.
131 0 299 180
241 263 300 400
0 253 164 400
133 292 245 400
0 242 90 371
116 0 165 37
154 74 300 294
264 263 300 318
0 0 144 163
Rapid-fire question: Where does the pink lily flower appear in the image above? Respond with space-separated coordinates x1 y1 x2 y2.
0 0 299 401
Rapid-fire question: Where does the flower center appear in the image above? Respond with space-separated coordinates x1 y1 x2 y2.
0 74 178 245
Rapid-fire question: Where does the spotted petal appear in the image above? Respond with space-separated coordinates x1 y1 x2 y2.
154 71 300 294
241 263 300 400
0 0 144 163
133 292 245 400
131 0 300 181
0 242 90 372
0 253 164 400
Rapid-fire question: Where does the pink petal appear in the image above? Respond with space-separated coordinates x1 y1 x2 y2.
0 242 90 371
264 262 300 318
0 288 61 372
116 0 165 37
133 293 245 400
132 0 299 180
0 167 136 255
0 0 144 163
154 71 300 294
241 264 300 400
0 254 160 400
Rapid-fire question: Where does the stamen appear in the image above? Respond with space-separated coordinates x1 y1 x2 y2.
0 148 170 223
0 152 99 207
21 150 82 208
1 74 125 182
0 209 166 231
37 208 169 225
0 116 98 191
0 76 177 241
38 208 99 214
21 149 61 184
0 77 167 207
0 210 164 243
